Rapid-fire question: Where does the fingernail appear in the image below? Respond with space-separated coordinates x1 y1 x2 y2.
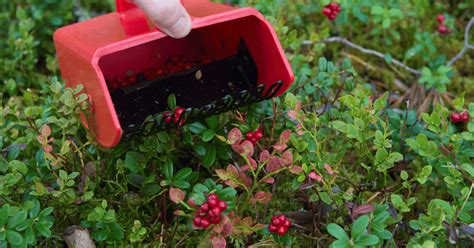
165 15 192 39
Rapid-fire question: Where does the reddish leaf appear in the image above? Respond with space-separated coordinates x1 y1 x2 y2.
41 125 52 137
324 163 335 175
309 172 322 182
251 191 273 205
231 143 243 154
287 110 298 120
289 166 303 174
44 145 53 153
352 204 375 219
296 124 305 136
279 130 291 144
240 140 254 156
259 150 271 163
169 188 185 204
263 177 275 184
281 150 293 166
227 128 242 144
174 210 186 216
266 157 282 172
216 169 230 180
273 143 288 153
211 236 226 248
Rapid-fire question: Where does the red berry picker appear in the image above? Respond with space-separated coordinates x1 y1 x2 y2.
53 0 294 149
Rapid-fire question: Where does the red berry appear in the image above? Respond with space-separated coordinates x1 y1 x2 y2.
328 3 339 11
209 207 221 218
162 111 173 124
249 138 258 144
322 7 332 16
460 111 470 123
329 13 337 20
207 193 218 201
207 198 218 208
200 218 211 229
254 132 263 140
278 214 286 223
209 216 221 224
271 217 281 226
436 15 445 23
268 224 278 233
335 5 341 13
283 219 291 228
217 200 228 211
451 112 461 123
277 226 288 236
193 216 203 227
174 107 186 125
246 132 255 140
438 24 448 34
200 203 210 213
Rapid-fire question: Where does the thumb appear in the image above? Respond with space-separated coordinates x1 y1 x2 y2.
133 0 192 38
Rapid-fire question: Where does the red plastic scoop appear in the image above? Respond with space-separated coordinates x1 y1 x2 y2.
54 0 294 148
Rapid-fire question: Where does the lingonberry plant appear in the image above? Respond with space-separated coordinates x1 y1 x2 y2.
1 0 473 247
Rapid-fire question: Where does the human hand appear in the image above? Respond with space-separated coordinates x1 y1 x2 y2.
133 0 192 38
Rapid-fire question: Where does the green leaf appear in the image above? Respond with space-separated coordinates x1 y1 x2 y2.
174 168 192 182
284 93 297 109
356 234 379 246
8 211 27 229
327 223 349 241
352 215 369 237
188 122 207 134
125 152 145 174
163 160 173 179
193 184 209 195
0 157 7 173
9 160 28 174
203 145 217 167
167 94 176 109
24 228 35 244
205 116 219 130
38 207 54 219
318 57 328 71
371 6 384 15
202 129 215 142
172 181 191 189
331 239 350 248
384 53 392 64
400 170 408 181
0 205 10 226
217 187 237 201
320 192 332 205
6 230 23 245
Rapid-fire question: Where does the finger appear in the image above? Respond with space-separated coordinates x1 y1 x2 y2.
133 0 192 38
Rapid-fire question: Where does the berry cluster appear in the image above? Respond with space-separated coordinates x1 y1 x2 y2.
193 194 228 229
163 107 186 126
107 57 199 90
436 15 451 34
450 111 470 124
246 128 263 144
268 214 291 236
322 3 341 21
